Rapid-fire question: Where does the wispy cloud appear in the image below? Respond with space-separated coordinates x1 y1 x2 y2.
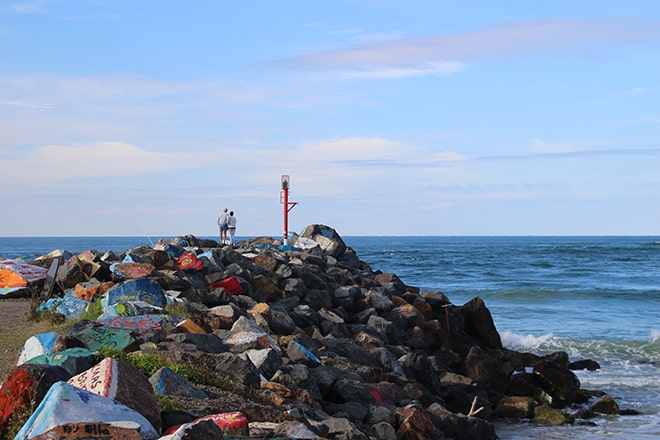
280 18 660 79
0 142 194 182
0 99 55 109
55 14 120 21
11 0 51 14
337 61 464 79
480 138 660 161
527 138 603 154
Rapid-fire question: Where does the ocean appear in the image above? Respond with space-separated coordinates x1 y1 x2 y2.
1 235 659 439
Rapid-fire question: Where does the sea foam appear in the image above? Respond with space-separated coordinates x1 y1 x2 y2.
501 330 554 351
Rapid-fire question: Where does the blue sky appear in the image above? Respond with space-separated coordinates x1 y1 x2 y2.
1 1 659 237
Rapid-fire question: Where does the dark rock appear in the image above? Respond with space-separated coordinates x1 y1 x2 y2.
532 360 581 406
494 396 535 419
426 402 497 440
533 404 574 425
568 359 601 371
589 394 620 415
395 404 445 440
458 297 502 349
161 409 198 433
542 351 570 369
165 419 225 439
163 332 225 354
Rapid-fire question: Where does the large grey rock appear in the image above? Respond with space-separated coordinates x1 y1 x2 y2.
299 224 347 258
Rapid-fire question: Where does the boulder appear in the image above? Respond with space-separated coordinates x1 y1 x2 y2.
17 332 59 366
13 381 158 440
426 402 496 440
494 396 535 419
532 404 574 425
532 360 581 406
106 278 167 308
55 291 89 319
160 419 224 439
590 394 620 415
568 359 601 371
68 357 161 432
67 321 137 353
299 224 347 258
27 347 96 376
458 297 502 349
395 404 445 440
97 314 165 331
149 366 208 399
194 411 249 437
0 364 70 433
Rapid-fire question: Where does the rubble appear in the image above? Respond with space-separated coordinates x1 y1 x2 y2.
1 225 619 439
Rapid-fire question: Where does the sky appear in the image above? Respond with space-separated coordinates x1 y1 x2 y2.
1 1 659 238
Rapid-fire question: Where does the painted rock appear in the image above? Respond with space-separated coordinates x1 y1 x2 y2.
0 364 70 432
68 357 161 432
27 347 96 377
106 279 166 308
17 332 58 366
13 381 158 440
149 366 208 399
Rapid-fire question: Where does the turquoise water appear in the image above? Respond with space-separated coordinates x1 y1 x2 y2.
1 235 659 438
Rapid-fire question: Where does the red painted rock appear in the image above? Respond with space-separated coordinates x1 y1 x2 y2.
112 263 156 279
209 276 242 295
68 357 161 432
0 364 70 432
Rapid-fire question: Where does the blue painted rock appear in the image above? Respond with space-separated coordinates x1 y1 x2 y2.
55 291 89 319
149 367 208 399
17 332 58 366
106 279 166 308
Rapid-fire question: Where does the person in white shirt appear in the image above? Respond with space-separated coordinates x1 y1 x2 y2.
227 211 237 246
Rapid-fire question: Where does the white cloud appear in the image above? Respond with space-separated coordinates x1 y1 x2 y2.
0 99 55 109
338 61 464 79
281 18 660 77
0 142 193 182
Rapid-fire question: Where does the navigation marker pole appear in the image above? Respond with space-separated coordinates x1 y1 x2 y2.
280 175 298 245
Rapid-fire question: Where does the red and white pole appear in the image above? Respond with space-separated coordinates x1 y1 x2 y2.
281 175 298 245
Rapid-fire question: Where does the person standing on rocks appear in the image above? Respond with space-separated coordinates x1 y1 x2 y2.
227 211 237 246
217 207 229 245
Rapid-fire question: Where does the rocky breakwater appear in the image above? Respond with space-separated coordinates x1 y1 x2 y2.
0 224 628 439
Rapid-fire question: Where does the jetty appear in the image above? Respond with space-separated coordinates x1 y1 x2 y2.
0 224 625 439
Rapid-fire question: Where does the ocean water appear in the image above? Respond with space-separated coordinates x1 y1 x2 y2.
1 235 659 439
